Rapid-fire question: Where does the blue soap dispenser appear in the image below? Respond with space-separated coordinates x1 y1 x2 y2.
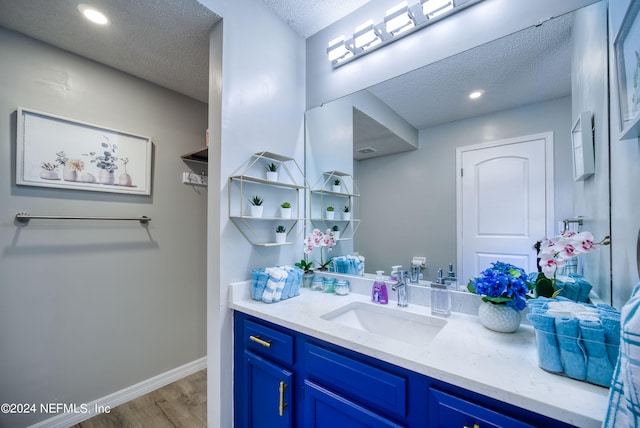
372 271 388 304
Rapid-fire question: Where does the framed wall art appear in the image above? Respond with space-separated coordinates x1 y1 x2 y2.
16 107 152 195
614 0 640 140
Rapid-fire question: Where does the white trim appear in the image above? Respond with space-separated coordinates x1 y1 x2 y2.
28 357 207 428
455 132 555 277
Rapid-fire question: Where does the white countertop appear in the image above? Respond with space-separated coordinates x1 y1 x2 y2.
229 280 610 427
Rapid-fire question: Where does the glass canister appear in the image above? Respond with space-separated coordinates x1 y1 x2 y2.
311 276 325 292
335 279 350 295
323 277 336 293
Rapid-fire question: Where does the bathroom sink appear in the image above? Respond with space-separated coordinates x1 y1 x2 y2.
321 302 447 345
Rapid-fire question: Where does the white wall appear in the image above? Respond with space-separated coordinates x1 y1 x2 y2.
0 27 207 427
197 0 306 426
609 0 640 309
356 97 573 277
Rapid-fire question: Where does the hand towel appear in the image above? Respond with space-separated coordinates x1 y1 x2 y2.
554 316 587 381
262 267 287 303
251 268 268 301
527 312 563 373
604 283 640 427
579 318 614 387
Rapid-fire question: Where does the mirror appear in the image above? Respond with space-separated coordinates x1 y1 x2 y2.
305 1 611 303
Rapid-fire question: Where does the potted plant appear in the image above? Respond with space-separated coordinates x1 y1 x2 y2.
295 259 315 287
249 195 264 217
265 162 279 181
467 261 533 333
325 205 335 220
342 205 351 220
331 225 340 240
84 136 118 185
275 225 287 244
332 177 341 192
280 201 292 219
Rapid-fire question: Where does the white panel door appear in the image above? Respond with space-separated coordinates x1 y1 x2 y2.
458 134 553 282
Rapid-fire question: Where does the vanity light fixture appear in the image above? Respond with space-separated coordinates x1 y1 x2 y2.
421 0 454 19
327 36 353 63
385 2 415 36
327 0 484 68
78 4 109 25
469 90 484 99
354 20 382 50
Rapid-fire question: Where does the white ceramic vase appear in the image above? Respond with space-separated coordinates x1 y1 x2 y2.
478 301 521 333
250 205 264 217
63 164 79 182
266 171 278 181
99 169 115 185
342 212 351 220
275 232 286 244
325 211 335 220
332 185 341 192
280 207 292 219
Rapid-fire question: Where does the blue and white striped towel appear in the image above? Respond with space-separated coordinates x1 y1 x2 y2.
604 283 640 427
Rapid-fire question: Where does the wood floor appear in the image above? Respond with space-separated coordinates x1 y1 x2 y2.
71 369 206 428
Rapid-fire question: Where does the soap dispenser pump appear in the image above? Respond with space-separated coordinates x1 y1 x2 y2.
431 268 451 317
372 271 388 304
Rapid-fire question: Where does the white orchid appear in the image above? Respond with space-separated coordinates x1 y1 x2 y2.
538 231 599 279
303 228 336 270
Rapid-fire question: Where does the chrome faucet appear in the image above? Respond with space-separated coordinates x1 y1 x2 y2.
391 270 409 307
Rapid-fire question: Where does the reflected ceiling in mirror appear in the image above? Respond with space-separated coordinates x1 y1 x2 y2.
352 12 573 158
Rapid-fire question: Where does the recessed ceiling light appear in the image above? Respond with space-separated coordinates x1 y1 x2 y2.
469 90 484 100
78 4 109 25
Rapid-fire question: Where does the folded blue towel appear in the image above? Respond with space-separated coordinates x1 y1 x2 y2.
571 274 593 303
527 312 563 373
555 316 587 380
604 282 640 427
600 312 621 367
251 269 268 301
580 318 614 387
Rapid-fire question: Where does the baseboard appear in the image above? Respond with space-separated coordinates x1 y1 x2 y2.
28 356 207 428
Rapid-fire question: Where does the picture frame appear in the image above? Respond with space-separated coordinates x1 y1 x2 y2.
16 107 152 195
571 111 594 181
614 0 640 140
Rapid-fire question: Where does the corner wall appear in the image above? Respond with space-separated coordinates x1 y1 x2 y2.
0 27 208 427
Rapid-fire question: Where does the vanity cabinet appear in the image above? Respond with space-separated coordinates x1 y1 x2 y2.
233 312 575 428
310 171 360 240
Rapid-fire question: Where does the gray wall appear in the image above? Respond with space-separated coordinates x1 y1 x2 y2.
0 27 207 427
610 0 640 309
356 97 573 278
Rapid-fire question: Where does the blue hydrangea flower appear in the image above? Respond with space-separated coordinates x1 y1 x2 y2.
467 262 533 311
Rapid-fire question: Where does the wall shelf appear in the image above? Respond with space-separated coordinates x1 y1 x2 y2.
181 147 208 164
228 152 307 246
310 171 360 240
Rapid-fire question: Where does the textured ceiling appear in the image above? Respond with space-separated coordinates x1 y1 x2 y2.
257 0 371 38
0 0 221 103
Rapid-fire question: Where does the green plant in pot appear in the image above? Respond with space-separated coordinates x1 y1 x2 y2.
280 201 292 219
342 205 351 220
326 205 335 219
265 162 279 181
275 225 287 244
296 259 315 287
331 224 340 240
249 195 264 217
332 177 341 192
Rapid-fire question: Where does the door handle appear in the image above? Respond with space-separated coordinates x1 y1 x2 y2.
249 335 272 348
279 381 288 416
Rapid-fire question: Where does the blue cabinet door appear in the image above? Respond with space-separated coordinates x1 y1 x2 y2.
241 350 293 428
303 380 405 428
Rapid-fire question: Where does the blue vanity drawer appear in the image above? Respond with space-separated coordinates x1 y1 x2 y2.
304 342 407 418
429 387 535 428
244 319 294 367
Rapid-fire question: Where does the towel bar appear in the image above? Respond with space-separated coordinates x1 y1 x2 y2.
15 212 151 225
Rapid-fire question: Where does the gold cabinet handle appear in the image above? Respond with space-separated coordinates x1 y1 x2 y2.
463 425 480 428
249 335 272 348
279 381 287 416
